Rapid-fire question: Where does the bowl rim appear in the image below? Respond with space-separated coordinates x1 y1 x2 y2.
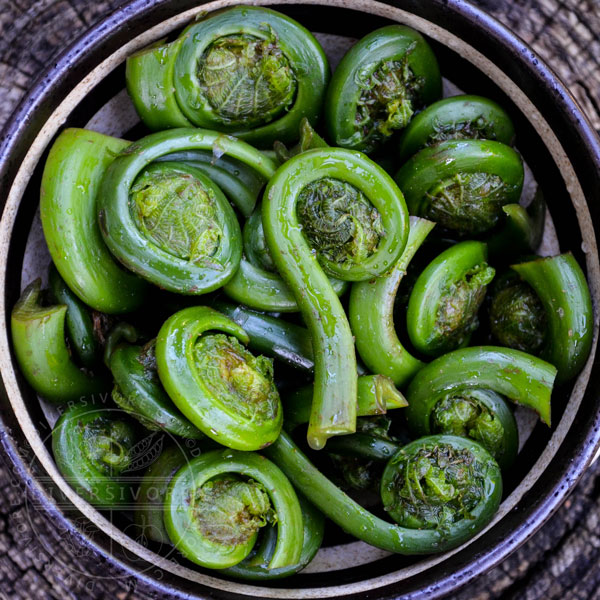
1 1 600 599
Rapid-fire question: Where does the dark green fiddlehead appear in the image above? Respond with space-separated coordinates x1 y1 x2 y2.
427 390 518 469
381 435 501 535
264 431 502 554
52 403 139 508
395 140 524 236
98 128 277 295
126 7 329 147
489 276 547 354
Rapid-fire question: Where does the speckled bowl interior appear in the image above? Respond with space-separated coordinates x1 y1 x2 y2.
0 1 599 599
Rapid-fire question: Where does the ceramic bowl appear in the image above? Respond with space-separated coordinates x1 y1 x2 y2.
1 1 599 598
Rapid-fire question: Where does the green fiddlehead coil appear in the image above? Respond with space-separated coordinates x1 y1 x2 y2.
127 7 329 147
429 389 518 469
423 172 507 235
11 280 108 404
156 306 282 450
194 334 280 424
381 436 500 533
395 140 524 237
130 166 223 266
52 404 139 508
397 95 516 161
98 128 277 295
407 241 495 357
489 279 546 354
263 148 408 449
325 25 441 153
265 431 501 554
164 449 303 569
354 55 421 150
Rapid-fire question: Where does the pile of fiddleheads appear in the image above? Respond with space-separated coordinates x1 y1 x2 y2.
11 5 593 581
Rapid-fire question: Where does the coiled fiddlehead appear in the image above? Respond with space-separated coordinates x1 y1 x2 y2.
264 430 501 554
398 95 515 160
407 240 495 356
511 253 593 383
405 346 557 428
164 449 303 569
263 148 409 449
411 389 518 470
395 140 524 236
489 276 547 354
52 403 139 508
381 435 501 536
155 306 282 450
98 128 277 294
126 6 329 147
325 25 441 153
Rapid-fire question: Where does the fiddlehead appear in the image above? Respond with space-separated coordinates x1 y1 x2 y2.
326 25 441 153
98 128 277 294
197 32 295 128
164 449 303 569
398 94 515 160
511 253 593 383
427 389 518 469
407 240 495 356
489 276 547 354
223 495 324 580
264 430 502 554
263 148 408 449
405 346 557 428
126 6 329 147
381 435 501 535
395 139 524 236
296 177 384 269
155 306 282 450
52 403 139 508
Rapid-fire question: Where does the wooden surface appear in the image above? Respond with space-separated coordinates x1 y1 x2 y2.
0 0 599 598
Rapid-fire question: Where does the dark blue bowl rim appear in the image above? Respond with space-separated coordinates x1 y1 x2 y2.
0 1 599 599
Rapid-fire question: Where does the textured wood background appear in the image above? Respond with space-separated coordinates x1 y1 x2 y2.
0 0 599 598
